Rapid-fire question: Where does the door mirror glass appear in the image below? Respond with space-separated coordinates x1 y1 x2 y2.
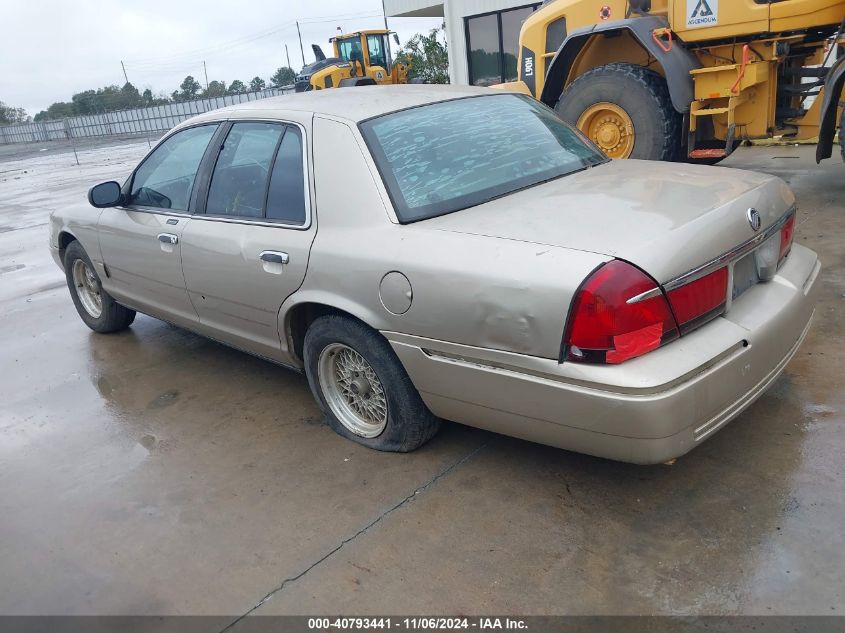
393 33 400 47
88 181 122 208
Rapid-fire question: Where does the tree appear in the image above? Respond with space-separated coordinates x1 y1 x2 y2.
72 89 99 115
34 101 74 121
270 67 296 88
397 25 449 84
227 80 247 95
120 82 144 109
71 85 136 114
179 75 202 100
249 76 266 92
141 88 170 106
204 80 227 98
0 101 30 124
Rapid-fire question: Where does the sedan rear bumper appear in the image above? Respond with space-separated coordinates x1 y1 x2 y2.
386 244 820 464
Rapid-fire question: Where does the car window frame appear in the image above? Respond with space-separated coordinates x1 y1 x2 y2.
193 118 312 230
120 122 225 217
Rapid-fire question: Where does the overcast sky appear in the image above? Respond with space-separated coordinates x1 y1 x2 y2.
0 0 443 116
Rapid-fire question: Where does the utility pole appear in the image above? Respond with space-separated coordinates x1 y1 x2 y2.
285 44 291 70
382 0 389 30
296 21 305 66
120 61 129 84
202 61 210 91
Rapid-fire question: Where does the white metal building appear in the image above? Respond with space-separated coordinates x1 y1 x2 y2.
385 0 541 86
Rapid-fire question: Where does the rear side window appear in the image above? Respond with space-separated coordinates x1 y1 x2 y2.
265 127 306 224
206 122 284 218
359 94 605 222
130 124 218 211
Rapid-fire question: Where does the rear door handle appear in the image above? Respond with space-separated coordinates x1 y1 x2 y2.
259 251 289 265
158 233 178 245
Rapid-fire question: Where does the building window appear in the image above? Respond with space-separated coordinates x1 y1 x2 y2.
466 4 540 87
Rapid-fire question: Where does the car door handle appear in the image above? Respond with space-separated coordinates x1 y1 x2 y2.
158 233 179 245
259 251 289 265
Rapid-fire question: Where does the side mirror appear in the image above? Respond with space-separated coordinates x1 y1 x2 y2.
88 181 123 208
393 33 400 46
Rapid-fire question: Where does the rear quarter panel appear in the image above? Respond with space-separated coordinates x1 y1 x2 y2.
285 115 609 360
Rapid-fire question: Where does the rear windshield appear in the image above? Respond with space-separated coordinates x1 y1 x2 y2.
359 94 606 223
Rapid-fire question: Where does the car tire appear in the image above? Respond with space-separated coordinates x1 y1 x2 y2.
303 315 440 452
64 240 136 333
555 63 680 161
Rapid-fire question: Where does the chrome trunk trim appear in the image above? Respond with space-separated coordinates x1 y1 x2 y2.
663 207 795 292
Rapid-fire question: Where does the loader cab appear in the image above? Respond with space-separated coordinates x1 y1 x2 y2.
331 30 397 84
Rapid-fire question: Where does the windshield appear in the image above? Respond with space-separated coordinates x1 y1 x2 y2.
359 94 606 223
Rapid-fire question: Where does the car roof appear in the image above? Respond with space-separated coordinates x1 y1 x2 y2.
187 84 497 125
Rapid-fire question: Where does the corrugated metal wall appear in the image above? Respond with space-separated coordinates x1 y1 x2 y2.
0 87 293 145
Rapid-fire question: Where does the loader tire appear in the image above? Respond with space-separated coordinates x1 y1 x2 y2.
555 63 680 161
840 108 845 163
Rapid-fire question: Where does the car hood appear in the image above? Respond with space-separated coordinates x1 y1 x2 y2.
420 159 795 283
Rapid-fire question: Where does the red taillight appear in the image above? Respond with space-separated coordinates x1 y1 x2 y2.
779 213 795 264
666 267 728 334
564 260 679 365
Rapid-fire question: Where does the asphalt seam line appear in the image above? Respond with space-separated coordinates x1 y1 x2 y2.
221 441 487 631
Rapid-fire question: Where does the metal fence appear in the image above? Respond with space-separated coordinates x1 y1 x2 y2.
0 87 294 145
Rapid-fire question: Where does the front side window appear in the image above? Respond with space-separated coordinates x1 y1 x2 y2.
367 35 387 69
360 94 606 223
129 124 218 211
206 122 284 218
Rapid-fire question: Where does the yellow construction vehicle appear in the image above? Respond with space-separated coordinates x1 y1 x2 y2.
499 0 845 163
294 29 410 92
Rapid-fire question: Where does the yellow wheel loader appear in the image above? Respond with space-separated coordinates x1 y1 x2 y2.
500 0 845 164
294 29 410 92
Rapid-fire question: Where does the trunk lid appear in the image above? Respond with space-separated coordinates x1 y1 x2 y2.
420 160 794 284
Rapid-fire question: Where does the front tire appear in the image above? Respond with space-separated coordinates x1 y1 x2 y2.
304 315 440 452
64 240 135 333
555 63 680 161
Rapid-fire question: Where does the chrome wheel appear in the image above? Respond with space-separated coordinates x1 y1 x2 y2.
71 259 102 318
318 343 388 438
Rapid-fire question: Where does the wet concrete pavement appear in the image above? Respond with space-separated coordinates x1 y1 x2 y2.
0 141 842 618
